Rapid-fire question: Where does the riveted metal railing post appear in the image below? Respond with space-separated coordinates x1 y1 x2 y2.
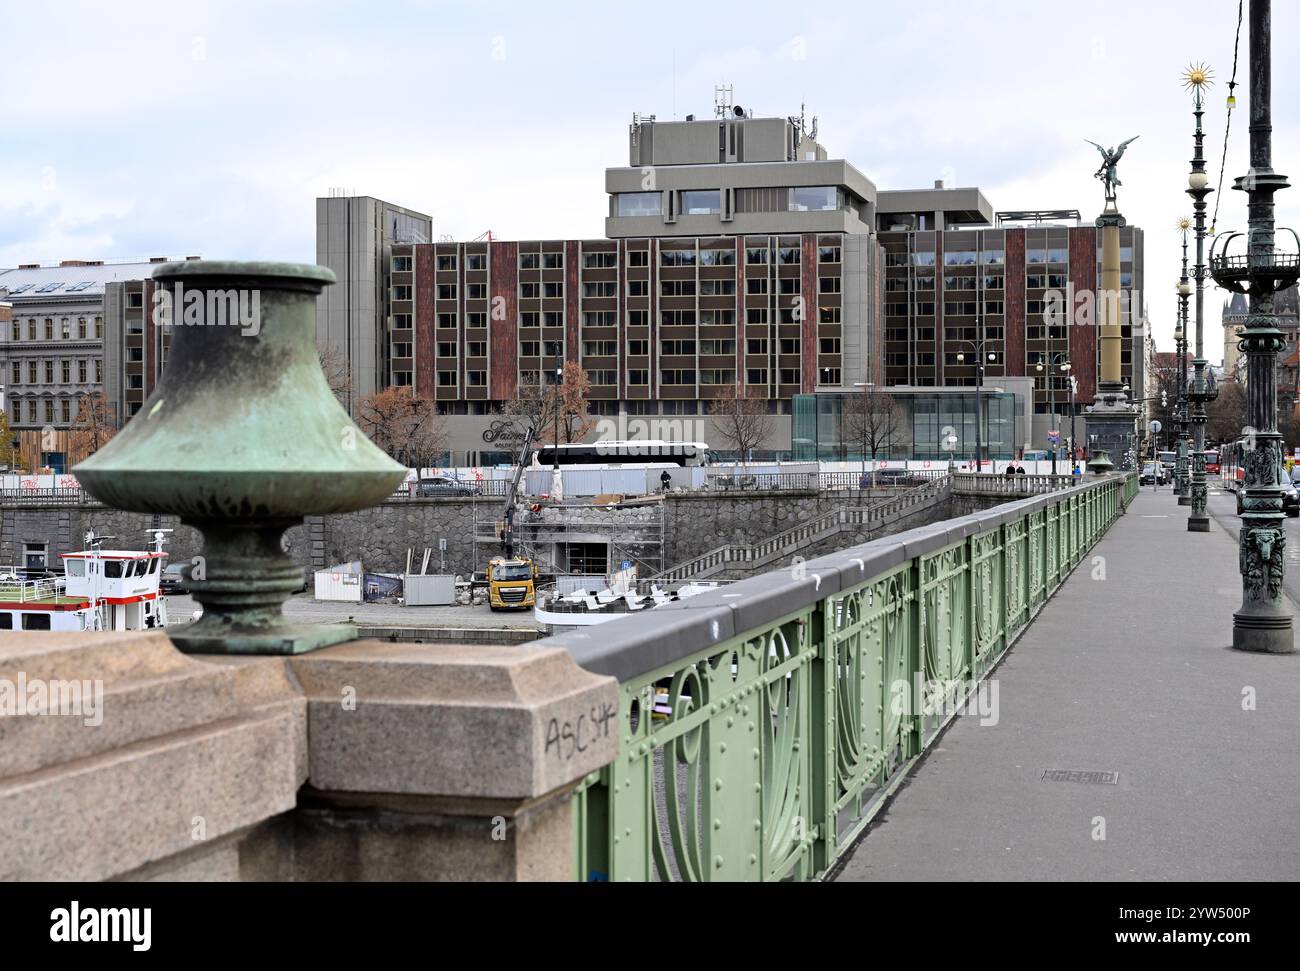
906 556 924 760
811 597 836 876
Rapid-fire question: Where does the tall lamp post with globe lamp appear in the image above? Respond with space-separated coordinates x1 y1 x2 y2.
954 340 997 472
1184 63 1217 532
1035 353 1071 474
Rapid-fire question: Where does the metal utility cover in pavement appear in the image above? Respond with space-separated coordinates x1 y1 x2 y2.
1041 769 1119 785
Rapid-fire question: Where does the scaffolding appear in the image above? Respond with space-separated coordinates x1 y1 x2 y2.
472 497 666 584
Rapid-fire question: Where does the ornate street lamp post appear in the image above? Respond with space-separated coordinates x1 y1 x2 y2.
1175 220 1192 502
1036 353 1072 474
1184 64 1217 532
1209 0 1299 653
955 341 997 471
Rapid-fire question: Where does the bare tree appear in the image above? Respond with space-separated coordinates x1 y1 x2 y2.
842 385 904 477
501 365 596 447
357 387 446 470
317 343 353 410
709 381 774 468
68 392 118 463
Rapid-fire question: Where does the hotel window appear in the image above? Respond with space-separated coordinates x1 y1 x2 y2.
393 313 412 329
583 281 615 298
1028 249 1048 264
44 361 54 382
128 347 143 362
818 246 841 263
437 254 457 270
680 190 720 215
520 341 540 357
628 280 649 297
628 250 649 266
661 249 696 267
779 368 800 385
437 285 456 300
465 342 486 358
27 320 36 339
10 320 18 341
467 283 487 300
519 253 539 270
698 248 735 266
779 338 799 354
392 256 412 271
583 252 617 268
981 250 1005 265
95 317 102 338
77 318 87 339
746 338 768 354
789 186 838 212
778 278 800 295
437 341 457 356
660 370 694 385
392 342 412 358
627 339 649 356
127 292 143 308
61 361 70 383
583 340 617 357
44 400 54 423
699 309 734 326
543 312 563 327
660 310 695 326
466 254 486 271
10 402 17 425
392 285 412 300
945 276 977 291
699 279 735 296
466 313 487 328
467 371 486 386
583 311 616 327
60 318 71 339
95 360 102 382
590 370 617 385
44 319 54 339
520 282 539 299
818 277 841 294
700 339 735 356
746 247 768 265
778 247 800 265
747 278 768 295
628 310 648 326
660 339 696 356
699 369 734 385
944 250 977 266
628 369 648 385
437 312 457 328
819 337 841 354
27 400 36 422
11 361 20 383
543 253 563 269
911 251 936 267
616 192 662 217
61 399 71 423
984 274 1005 289
437 372 456 387
747 369 768 384
747 309 768 325
520 312 540 328
661 279 695 297
914 275 935 290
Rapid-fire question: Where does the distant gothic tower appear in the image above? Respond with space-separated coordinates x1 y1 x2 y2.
1222 292 1248 380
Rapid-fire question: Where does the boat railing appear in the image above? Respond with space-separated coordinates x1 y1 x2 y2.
0 574 66 603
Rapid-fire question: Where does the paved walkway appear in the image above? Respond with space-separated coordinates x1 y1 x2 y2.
835 490 1300 881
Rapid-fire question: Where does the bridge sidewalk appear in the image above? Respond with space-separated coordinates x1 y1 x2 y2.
833 490 1300 881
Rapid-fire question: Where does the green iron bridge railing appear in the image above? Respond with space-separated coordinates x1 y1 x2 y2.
540 471 1139 882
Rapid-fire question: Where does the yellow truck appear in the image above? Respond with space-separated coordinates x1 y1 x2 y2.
487 556 537 611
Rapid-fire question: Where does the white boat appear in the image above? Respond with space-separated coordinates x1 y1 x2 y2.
0 531 171 633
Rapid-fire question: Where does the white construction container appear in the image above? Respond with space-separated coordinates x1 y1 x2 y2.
314 561 363 602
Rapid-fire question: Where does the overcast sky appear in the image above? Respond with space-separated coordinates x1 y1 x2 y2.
4 0 1298 364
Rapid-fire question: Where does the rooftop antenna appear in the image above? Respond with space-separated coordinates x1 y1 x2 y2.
714 84 734 119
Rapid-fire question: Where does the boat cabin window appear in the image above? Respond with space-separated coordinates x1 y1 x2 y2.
22 613 51 631
149 558 161 574
0 613 11 629
103 561 123 579
66 559 86 577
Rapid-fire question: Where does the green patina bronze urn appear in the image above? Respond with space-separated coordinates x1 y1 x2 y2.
75 260 406 654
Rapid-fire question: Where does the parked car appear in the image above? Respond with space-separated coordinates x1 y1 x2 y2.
1138 462 1168 486
415 475 479 497
160 562 190 594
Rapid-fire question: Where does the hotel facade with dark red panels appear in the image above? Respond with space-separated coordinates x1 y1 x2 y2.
387 233 884 420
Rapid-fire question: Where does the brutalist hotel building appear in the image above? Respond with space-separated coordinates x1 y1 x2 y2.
315 107 1146 464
